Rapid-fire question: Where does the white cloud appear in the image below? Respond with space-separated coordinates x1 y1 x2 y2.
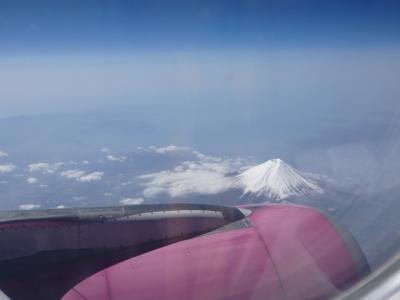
61 169 86 179
147 145 214 161
29 162 63 174
0 164 16 173
0 151 8 158
138 156 251 198
148 146 250 167
83 160 90 164
149 145 192 154
56 205 66 209
104 192 113 197
77 172 104 182
26 177 38 184
141 186 170 198
61 169 104 182
101 148 111 153
119 197 144 205
141 169 234 198
107 154 126 162
19 204 40 210
29 162 50 172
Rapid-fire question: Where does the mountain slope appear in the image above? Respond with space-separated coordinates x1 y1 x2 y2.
236 159 323 200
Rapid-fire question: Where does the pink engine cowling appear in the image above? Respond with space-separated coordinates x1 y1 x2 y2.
62 204 369 300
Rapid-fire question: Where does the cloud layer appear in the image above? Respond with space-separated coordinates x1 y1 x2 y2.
78 172 104 182
139 149 253 198
61 169 86 179
29 162 63 174
119 197 144 205
19 204 40 210
107 154 126 162
26 177 38 184
61 169 104 182
0 164 16 173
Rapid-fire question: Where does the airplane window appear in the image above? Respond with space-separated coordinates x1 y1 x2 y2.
0 1 399 299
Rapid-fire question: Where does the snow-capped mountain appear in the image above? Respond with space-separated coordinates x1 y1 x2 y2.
236 159 323 200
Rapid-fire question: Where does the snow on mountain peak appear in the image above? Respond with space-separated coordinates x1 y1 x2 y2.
236 159 323 200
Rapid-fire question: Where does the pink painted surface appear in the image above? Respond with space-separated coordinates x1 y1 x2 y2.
249 205 357 299
62 204 358 300
63 227 286 300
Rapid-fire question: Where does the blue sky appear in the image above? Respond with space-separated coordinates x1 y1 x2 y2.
1 0 400 54
0 0 399 118
0 1 399 122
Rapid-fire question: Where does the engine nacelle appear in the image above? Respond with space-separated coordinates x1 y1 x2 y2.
62 204 370 300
